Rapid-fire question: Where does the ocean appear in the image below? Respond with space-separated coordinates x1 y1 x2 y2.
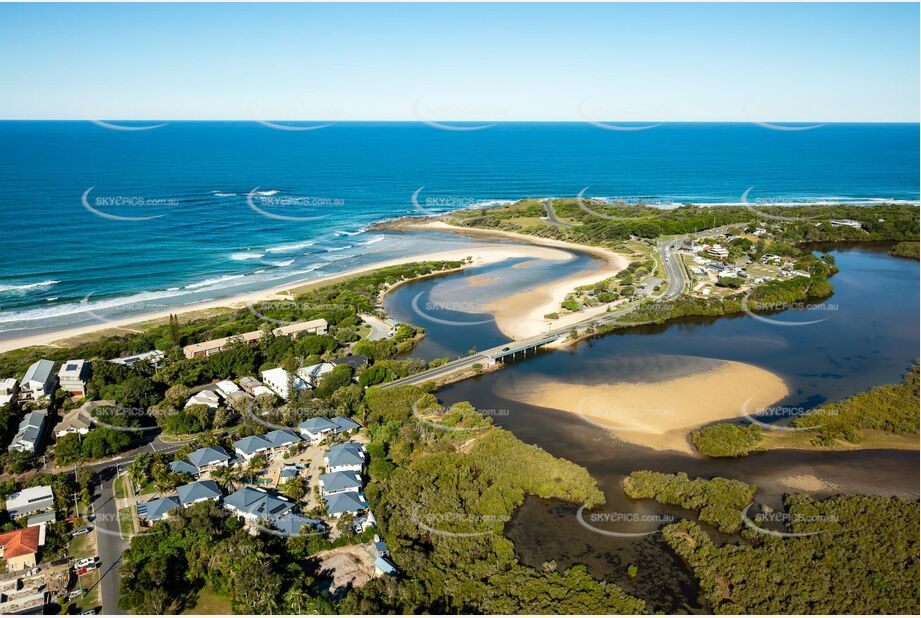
0 121 917 338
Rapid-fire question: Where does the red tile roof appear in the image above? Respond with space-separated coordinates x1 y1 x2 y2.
0 525 40 559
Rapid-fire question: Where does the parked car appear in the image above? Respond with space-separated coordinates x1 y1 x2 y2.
71 527 91 537
74 557 97 570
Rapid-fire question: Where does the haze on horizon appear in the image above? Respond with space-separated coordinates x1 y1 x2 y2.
0 2 918 123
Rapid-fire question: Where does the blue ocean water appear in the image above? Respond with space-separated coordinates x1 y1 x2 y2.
0 121 917 337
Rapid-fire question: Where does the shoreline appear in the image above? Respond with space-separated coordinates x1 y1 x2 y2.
0 242 573 354
383 220 631 340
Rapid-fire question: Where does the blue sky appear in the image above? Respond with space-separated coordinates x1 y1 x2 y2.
1 3 918 121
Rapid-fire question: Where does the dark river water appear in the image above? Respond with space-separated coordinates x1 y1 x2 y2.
390 243 919 613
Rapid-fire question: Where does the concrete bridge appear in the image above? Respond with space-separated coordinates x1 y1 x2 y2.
380 332 563 389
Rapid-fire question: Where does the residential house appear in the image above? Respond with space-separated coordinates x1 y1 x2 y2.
0 526 41 571
237 376 263 396
331 416 360 434
182 330 265 359
252 385 274 398
18 360 55 402
374 556 398 576
185 389 221 412
168 459 200 477
262 429 302 454
331 355 368 372
109 349 165 368
273 513 326 537
830 219 862 229
0 378 18 407
26 511 56 529
323 491 368 517
53 410 92 438
271 318 328 338
138 496 181 523
706 245 729 259
215 380 241 398
223 487 293 523
324 442 365 473
233 434 273 461
5 485 54 519
261 368 308 401
296 362 334 388
177 480 222 507
9 410 47 454
57 360 90 397
318 471 362 496
187 446 232 471
298 417 339 443
372 536 389 558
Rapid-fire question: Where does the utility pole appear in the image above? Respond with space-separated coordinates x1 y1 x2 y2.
72 491 81 519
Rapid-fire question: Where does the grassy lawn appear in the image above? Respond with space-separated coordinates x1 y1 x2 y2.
113 475 127 500
182 588 233 614
68 531 96 560
118 507 136 539
74 570 101 613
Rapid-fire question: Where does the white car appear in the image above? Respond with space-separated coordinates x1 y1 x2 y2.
74 557 97 569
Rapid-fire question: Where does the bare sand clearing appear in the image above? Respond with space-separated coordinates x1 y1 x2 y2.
0 243 571 353
779 474 840 492
411 222 630 339
496 360 789 454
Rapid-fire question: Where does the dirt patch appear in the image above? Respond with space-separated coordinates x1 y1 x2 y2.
313 544 377 595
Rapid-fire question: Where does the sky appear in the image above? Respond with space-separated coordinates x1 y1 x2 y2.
0 2 918 122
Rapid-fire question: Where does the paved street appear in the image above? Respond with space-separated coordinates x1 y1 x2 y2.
92 466 127 615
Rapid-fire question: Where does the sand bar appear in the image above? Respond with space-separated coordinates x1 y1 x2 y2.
402 221 631 339
495 359 790 454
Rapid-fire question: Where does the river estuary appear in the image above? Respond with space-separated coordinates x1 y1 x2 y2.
387 242 919 612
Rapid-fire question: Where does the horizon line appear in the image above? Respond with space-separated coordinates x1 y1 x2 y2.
0 119 918 124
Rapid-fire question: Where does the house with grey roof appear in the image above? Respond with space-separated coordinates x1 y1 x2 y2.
298 416 338 443
374 556 398 576
53 409 92 438
57 360 90 397
262 429 302 453
223 487 293 523
18 360 55 402
323 491 368 517
331 355 368 372
8 410 48 454
138 496 181 523
324 442 365 473
187 446 231 470
331 416 360 434
185 389 220 412
176 480 222 507
273 513 326 537
110 349 165 368
5 485 53 519
169 459 200 477
318 471 362 496
233 434 273 461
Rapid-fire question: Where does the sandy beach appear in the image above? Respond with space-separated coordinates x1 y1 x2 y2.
0 242 572 354
398 221 630 339
495 360 790 454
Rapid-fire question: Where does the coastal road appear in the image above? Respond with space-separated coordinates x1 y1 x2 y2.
542 198 575 228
